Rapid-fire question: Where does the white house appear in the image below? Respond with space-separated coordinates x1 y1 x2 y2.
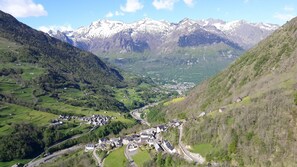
157 125 167 133
98 138 108 145
147 139 155 146
128 143 138 152
123 136 134 145
154 143 163 152
110 138 123 147
162 140 176 154
144 128 157 134
85 144 95 151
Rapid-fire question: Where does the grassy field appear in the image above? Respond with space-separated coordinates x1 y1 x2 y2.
39 150 96 167
113 82 167 109
190 143 215 157
106 44 241 84
0 159 31 167
39 96 135 124
0 37 21 50
132 148 151 167
0 81 21 94
0 63 45 81
164 97 185 106
0 76 135 134
0 103 56 135
0 99 135 136
104 146 127 167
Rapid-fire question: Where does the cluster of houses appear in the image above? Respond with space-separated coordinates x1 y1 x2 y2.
85 120 181 154
50 119 64 126
51 114 111 127
79 115 111 126
162 82 195 95
59 115 77 120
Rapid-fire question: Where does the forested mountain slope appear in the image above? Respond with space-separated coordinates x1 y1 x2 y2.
164 17 297 166
0 10 168 113
0 10 171 163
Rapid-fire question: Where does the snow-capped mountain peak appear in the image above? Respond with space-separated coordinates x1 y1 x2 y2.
254 22 279 31
44 18 279 53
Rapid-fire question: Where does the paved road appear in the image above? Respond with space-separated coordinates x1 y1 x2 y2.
93 149 102 167
131 111 150 126
27 125 96 166
178 123 205 164
26 145 83 167
48 133 83 150
124 143 138 167
130 103 159 127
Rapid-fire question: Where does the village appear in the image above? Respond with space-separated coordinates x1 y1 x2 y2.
50 114 112 127
161 82 195 95
46 97 246 167
83 97 246 166
26 100 235 167
84 119 182 164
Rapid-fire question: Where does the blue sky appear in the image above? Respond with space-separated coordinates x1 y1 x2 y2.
0 0 296 31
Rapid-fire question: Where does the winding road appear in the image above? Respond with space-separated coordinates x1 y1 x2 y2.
26 103 205 167
26 124 97 167
130 103 159 127
26 145 83 167
124 143 138 167
178 123 205 164
93 149 102 167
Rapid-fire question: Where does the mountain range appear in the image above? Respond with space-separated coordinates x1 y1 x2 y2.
44 18 279 84
1 7 296 167
45 18 279 54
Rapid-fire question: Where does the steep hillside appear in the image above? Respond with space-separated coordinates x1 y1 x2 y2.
0 10 173 163
0 10 130 112
0 12 125 87
0 10 171 113
164 17 297 166
0 9 170 132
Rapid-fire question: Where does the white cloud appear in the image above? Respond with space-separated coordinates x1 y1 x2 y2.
120 0 143 13
274 5 296 22
39 25 73 33
115 11 124 16
274 13 295 21
284 6 295 12
105 11 113 18
105 11 124 18
0 0 47 18
183 0 194 7
152 0 178 10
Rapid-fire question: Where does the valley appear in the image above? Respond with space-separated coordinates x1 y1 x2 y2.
47 18 277 85
0 11 174 167
105 45 239 84
0 0 296 166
